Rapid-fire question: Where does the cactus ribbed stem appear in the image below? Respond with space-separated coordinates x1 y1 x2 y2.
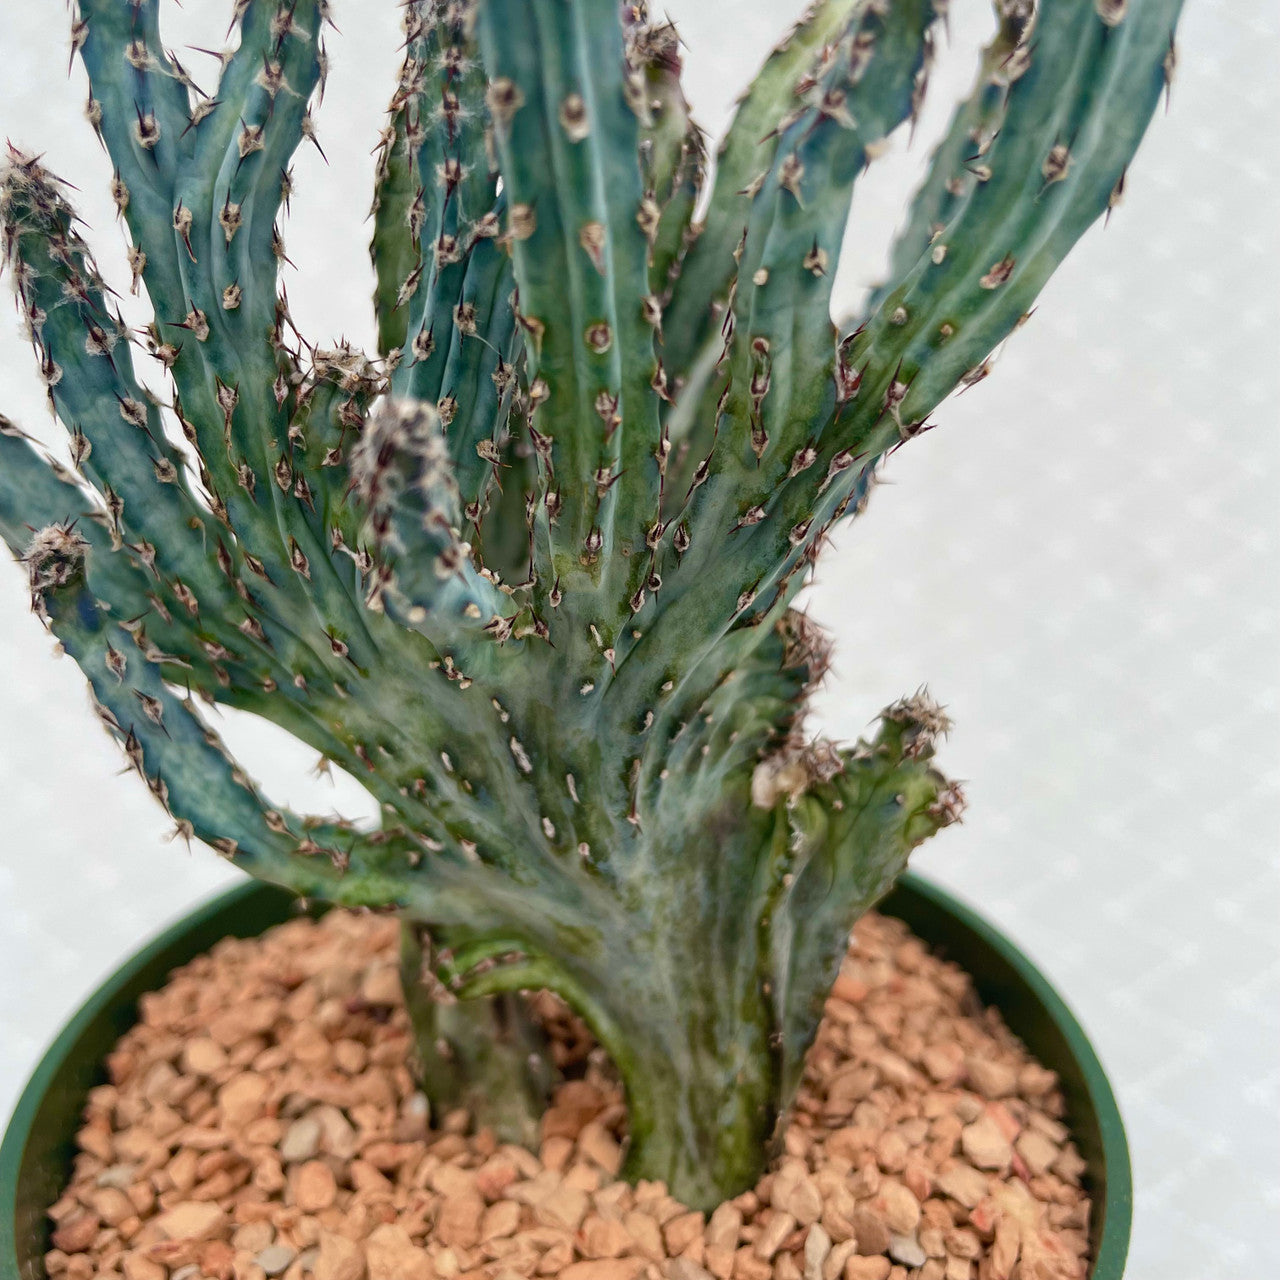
1 0 1181 1210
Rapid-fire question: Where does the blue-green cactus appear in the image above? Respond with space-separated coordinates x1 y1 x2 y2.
1 0 1180 1209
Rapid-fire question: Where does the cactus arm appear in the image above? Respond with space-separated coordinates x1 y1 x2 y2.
30 535 387 901
660 0 861 389
860 3 1030 320
766 701 964 1101
633 0 1181 697
606 1 931 694
1 155 366 699
0 420 102 552
391 5 500 409
370 107 420 359
73 3 377 664
351 401 516 646
624 17 706 304
181 2 377 653
75 1 274 542
1 155 230 599
0 423 250 696
681 0 934 539
842 0 1184 434
32 530 605 942
434 235 519 517
474 0 662 621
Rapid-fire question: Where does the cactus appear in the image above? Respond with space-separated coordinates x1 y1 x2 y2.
0 0 1180 1210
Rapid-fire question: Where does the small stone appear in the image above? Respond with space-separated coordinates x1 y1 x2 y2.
965 1055 1017 1100
233 1221 275 1253
51 1212 99 1253
922 1044 964 1084
887 1235 926 1268
438 1192 485 1247
365 1224 430 1280
842 1258 890 1280
668 1260 715 1280
153 1201 228 1242
577 1121 623 1174
623 1209 664 1260
707 1203 743 1250
94 1163 137 1190
1014 1129 1060 1176
256 1244 298 1276
217 1072 268 1125
876 1181 920 1235
934 1163 988 1209
1051 1144 1088 1182
313 1231 365 1280
830 974 868 1004
279 1116 322 1163
89 1186 135 1226
803 1224 831 1280
874 1132 908 1174
960 1116 1012 1171
581 1215 632 1259
781 1176 823 1226
664 1210 704 1255
480 1200 522 1242
310 1105 357 1159
754 1212 796 1262
989 1219 1020 1280
122 1254 166 1280
851 1208 890 1257
942 1229 980 1260
360 964 402 1006
292 1160 337 1212
560 1261 647 1280
182 1038 228 1077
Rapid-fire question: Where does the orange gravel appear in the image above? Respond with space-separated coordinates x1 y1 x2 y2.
44 909 1093 1280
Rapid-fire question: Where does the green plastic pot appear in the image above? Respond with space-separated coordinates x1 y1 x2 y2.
0 873 1132 1278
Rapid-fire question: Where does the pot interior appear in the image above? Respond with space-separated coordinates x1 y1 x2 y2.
0 873 1131 1279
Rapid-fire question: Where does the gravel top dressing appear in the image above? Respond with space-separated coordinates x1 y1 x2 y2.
43 909 1092 1280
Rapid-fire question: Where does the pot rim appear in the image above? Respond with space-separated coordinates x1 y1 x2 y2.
0 872 1132 1278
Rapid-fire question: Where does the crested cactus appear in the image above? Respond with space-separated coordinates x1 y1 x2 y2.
0 0 1180 1209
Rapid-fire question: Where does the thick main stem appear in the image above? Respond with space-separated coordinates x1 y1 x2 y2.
612 1000 780 1211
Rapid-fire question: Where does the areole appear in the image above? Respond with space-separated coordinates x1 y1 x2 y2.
0 873 1132 1280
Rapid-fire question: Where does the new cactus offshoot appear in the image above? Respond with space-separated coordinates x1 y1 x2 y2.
0 0 1179 1210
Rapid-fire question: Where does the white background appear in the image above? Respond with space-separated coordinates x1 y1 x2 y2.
0 2 1276 1276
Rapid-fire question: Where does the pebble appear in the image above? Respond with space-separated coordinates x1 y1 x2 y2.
254 1244 297 1276
561 1260 647 1280
292 1159 337 1212
842 1258 891 1280
278 1115 322 1163
753 1211 796 1261
152 1201 227 1242
46 911 1090 1280
365 1223 430 1280
181 1037 228 1077
851 1206 890 1256
313 1231 365 1280
804 1224 831 1280
887 1234 927 1268
217 1071 268 1125
960 1116 1013 1171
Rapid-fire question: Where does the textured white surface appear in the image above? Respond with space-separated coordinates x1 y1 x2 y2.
0 2 1276 1275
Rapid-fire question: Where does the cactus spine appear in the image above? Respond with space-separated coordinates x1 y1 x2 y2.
0 0 1180 1209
